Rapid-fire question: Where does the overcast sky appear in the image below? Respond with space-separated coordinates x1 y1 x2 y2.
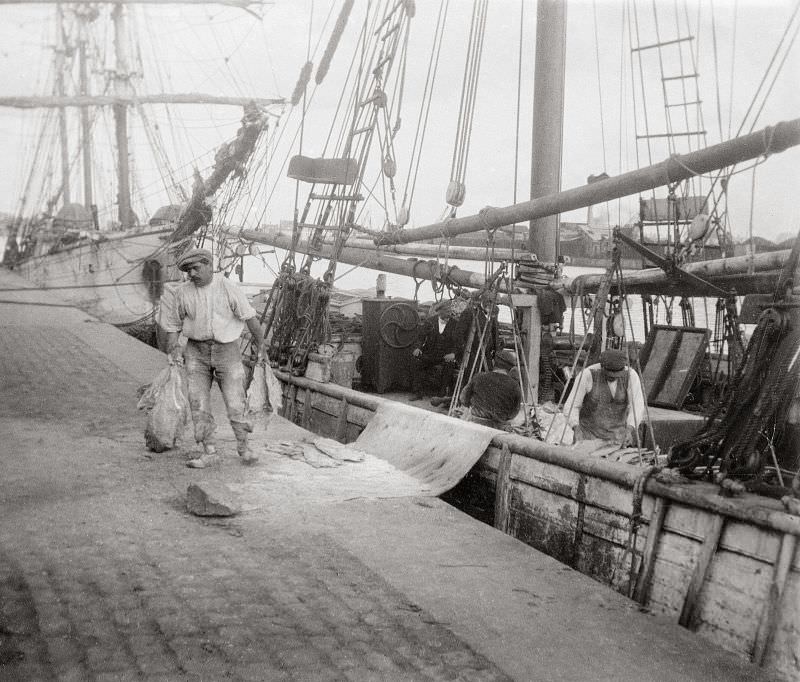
1 0 798 242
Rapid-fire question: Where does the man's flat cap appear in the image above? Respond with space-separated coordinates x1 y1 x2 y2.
600 349 628 376
430 299 452 315
177 248 213 271
495 348 517 369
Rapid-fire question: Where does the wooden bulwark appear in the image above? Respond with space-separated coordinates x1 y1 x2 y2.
274 371 800 680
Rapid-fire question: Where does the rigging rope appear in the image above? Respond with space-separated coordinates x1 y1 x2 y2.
446 0 488 211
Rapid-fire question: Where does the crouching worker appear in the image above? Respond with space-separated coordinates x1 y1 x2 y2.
564 348 645 446
162 248 264 468
410 299 462 401
459 348 524 428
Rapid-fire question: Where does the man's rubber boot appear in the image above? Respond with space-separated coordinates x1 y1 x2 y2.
186 444 221 469
237 439 258 465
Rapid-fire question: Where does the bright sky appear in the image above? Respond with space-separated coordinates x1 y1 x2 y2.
0 0 798 242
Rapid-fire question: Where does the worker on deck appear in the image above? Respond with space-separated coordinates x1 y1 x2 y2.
458 348 524 428
162 248 264 468
456 290 498 374
563 348 646 446
410 299 462 401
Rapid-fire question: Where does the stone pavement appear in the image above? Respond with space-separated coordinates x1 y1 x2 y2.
0 268 783 682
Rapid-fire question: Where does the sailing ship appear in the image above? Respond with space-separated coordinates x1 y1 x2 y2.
0 0 284 334
211 1 800 677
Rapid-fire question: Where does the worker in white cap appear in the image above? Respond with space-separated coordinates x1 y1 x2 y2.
161 248 264 468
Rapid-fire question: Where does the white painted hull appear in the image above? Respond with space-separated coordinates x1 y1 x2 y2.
13 227 176 326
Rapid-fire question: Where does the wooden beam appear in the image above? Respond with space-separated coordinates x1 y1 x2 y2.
374 119 800 246
0 94 284 109
302 387 313 429
347 236 526 261
633 497 669 604
566 250 789 297
494 445 513 533
752 533 797 666
335 397 349 443
285 384 298 422
510 294 540 403
679 514 725 629
0 0 266 6
223 227 495 291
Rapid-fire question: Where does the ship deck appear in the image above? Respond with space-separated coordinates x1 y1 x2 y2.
0 266 781 681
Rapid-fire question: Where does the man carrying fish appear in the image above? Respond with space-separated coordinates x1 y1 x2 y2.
161 248 264 468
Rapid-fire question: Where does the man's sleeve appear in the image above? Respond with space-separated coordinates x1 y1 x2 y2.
158 283 183 333
223 279 257 321
626 369 647 429
563 370 591 427
416 320 430 350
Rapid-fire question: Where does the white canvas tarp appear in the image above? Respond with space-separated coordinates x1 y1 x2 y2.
355 402 497 496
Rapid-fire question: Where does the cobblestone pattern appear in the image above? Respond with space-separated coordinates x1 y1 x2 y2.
0 516 511 681
1 324 512 681
0 326 140 420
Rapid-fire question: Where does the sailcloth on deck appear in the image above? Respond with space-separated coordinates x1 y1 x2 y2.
355 402 497 496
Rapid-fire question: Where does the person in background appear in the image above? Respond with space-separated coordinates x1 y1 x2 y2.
456 290 497 375
161 248 264 468
410 299 462 401
459 348 524 428
563 348 646 446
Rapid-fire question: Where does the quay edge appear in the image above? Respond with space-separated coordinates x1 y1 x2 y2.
275 370 800 680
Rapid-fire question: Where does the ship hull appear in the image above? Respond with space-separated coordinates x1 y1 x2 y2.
272 372 799 681
11 227 175 326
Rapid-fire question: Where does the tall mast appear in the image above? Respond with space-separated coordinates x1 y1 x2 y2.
78 24 92 209
112 3 132 228
55 2 71 204
528 0 567 265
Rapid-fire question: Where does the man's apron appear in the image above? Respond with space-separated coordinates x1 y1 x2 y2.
576 368 629 444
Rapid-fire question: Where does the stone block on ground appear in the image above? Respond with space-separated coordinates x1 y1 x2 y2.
186 482 240 517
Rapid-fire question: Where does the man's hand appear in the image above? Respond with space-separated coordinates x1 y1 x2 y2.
443 352 456 363
245 342 261 368
624 425 639 447
412 348 422 358
167 345 184 367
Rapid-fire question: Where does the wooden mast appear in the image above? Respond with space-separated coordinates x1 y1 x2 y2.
112 3 132 228
78 27 92 210
55 2 71 205
529 0 566 265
